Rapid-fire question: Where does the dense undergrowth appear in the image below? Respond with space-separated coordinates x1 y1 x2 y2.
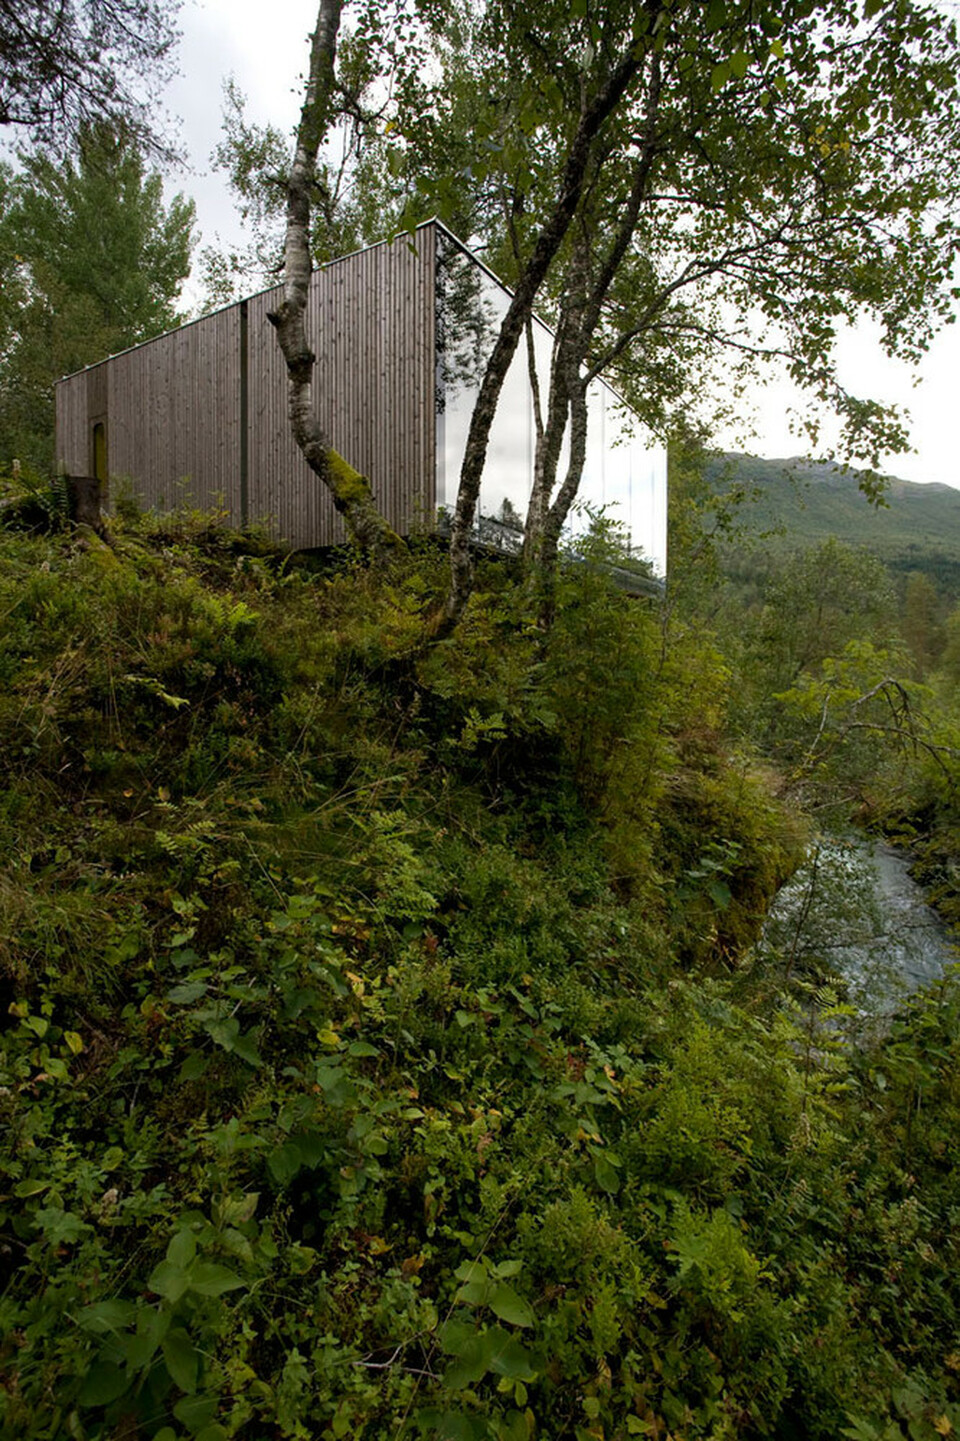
1 509 959 1441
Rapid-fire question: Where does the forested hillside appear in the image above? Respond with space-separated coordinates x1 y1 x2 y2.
706 453 960 597
2 478 960 1441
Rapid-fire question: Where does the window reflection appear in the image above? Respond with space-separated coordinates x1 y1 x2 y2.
434 228 667 577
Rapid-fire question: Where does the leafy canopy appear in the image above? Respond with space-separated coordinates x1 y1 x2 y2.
0 0 182 154
0 122 194 472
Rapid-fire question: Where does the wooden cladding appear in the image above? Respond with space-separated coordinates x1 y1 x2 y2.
55 225 438 548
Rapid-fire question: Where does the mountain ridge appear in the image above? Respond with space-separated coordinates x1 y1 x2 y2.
706 452 960 595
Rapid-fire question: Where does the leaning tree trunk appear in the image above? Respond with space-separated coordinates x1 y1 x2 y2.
440 42 648 634
523 236 589 568
525 53 663 601
268 0 399 560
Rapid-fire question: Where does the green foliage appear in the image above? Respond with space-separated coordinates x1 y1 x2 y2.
741 539 898 715
2 512 960 1441
398 0 960 487
709 454 960 605
0 123 194 473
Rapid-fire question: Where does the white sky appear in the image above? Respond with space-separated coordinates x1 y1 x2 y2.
164 0 960 491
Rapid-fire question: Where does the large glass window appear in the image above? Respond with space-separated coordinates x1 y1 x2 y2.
434 230 667 577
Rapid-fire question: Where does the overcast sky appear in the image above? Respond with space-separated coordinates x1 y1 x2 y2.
165 0 960 491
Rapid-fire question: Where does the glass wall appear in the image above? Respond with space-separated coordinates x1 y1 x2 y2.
434 230 667 577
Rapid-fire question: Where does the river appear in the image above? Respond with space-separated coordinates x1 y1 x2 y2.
760 834 959 1022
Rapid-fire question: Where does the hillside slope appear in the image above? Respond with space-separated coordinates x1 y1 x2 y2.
707 453 960 591
1 510 959 1441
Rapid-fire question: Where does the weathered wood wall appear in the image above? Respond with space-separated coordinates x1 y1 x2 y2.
55 307 243 516
55 226 438 547
245 224 436 547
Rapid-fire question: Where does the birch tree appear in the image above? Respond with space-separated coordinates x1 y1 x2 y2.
398 0 960 619
268 0 402 559
271 0 960 614
434 0 663 629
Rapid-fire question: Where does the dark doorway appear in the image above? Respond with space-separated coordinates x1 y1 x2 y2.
92 421 108 483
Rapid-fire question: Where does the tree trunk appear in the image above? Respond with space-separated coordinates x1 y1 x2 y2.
526 53 663 607
440 42 648 633
268 0 399 560
539 377 589 624
523 239 589 567
522 314 571 563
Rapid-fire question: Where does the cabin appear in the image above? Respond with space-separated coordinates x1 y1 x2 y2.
55 221 667 577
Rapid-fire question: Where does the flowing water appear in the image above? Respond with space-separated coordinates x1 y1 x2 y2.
762 835 959 1020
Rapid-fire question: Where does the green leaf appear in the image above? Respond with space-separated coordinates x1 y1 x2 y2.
594 1153 621 1194
167 1228 197 1269
178 1051 210 1082
442 1340 491 1390
495 1412 530 1441
286 1244 318 1276
14 1178 51 1198
292 1130 326 1168
123 1307 170 1371
455 1277 489 1306
148 1260 189 1303
438 1319 477 1355
34 1206 91 1245
163 1328 200 1393
187 1262 244 1297
488 1283 535 1328
230 1029 262 1067
361 1131 389 1156
711 61 729 92
79 1361 130 1407
348 1040 380 1057
205 1015 240 1052
454 1259 489 1282
76 1301 137 1336
486 1329 538 1381
433 1411 484 1441
167 980 209 1004
707 880 732 910
219 1192 259 1225
174 1395 219 1434
268 1141 302 1185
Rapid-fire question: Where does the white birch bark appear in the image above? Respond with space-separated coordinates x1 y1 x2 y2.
268 0 399 559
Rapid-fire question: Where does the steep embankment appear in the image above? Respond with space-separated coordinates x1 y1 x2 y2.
1 511 959 1441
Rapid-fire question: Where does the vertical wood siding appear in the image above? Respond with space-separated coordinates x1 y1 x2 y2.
246 225 436 548
105 307 242 516
55 224 437 549
55 373 89 475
